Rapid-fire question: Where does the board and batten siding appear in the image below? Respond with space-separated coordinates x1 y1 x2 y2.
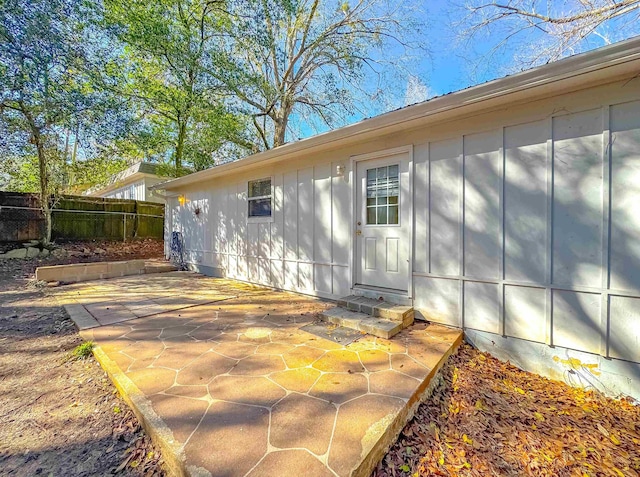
167 78 640 398
413 99 640 366
103 180 146 201
169 161 352 300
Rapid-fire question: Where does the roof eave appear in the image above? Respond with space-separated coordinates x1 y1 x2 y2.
85 171 154 196
157 36 640 191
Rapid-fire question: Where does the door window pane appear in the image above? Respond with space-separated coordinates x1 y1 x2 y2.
389 205 398 225
377 206 387 225
365 164 399 225
367 207 376 224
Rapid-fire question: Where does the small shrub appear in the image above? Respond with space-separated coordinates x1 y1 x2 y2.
72 341 94 360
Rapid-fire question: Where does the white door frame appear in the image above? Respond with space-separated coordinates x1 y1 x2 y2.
349 145 414 298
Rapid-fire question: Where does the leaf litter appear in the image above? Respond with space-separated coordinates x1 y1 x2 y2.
372 344 640 477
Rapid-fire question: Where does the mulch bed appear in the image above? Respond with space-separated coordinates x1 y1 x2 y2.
373 344 640 477
0 240 166 475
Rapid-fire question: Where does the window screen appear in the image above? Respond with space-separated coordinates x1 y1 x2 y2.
248 178 272 217
366 165 399 225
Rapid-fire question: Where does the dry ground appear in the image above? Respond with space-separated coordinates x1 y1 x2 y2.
0 239 164 291
0 240 165 476
373 344 640 477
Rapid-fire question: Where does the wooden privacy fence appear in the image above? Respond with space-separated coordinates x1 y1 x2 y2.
0 192 164 242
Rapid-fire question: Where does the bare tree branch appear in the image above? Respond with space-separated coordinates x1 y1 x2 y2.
459 0 640 68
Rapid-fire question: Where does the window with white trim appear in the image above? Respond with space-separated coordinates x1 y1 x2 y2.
248 178 272 217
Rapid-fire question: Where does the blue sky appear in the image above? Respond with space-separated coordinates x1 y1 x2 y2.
291 0 640 140
384 1 634 108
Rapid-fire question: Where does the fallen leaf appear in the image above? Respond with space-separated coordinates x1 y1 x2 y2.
597 423 610 437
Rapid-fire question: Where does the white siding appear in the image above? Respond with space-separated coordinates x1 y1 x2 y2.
177 163 352 300
414 96 640 364
102 179 146 201
173 80 640 367
98 177 165 203
504 119 548 284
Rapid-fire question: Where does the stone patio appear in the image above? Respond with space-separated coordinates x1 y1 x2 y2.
53 272 462 477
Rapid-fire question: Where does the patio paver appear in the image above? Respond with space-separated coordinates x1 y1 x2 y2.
53 272 462 477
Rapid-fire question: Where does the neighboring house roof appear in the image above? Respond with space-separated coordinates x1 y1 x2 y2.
155 36 640 191
84 161 163 197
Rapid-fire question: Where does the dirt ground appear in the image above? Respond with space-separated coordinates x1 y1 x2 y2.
0 239 165 291
373 344 640 477
0 240 165 476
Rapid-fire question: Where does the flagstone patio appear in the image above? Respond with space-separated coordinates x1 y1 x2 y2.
53 272 462 477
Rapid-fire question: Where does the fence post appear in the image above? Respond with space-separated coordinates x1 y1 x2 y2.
123 213 126 242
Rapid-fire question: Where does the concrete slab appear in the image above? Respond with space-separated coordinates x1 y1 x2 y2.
53 273 462 477
64 303 100 330
300 322 363 346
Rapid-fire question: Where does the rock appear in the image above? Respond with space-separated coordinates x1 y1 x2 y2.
26 247 40 258
46 281 60 287
82 248 91 254
94 248 106 254
2 248 27 259
22 240 40 248
39 248 50 258
52 248 67 258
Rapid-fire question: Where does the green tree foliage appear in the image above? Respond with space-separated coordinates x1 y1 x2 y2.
0 0 133 240
1 0 87 241
1 0 427 210
101 0 252 173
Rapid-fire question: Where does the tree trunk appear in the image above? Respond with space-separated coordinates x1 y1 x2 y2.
33 130 52 244
175 121 187 174
21 105 51 243
273 107 290 148
69 123 79 187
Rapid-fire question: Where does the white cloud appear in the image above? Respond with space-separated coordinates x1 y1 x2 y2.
403 75 432 106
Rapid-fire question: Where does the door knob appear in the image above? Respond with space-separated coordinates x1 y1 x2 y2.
356 230 362 236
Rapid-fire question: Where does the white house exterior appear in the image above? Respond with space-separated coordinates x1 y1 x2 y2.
155 38 640 399
84 162 166 203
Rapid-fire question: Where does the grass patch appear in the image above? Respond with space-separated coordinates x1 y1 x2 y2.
71 341 94 360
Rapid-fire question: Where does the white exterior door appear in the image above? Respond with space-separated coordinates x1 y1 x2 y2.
355 151 411 291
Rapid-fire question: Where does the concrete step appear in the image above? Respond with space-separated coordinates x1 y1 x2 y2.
319 307 404 339
337 295 414 326
144 261 179 274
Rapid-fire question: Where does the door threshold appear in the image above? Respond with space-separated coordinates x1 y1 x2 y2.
352 284 412 306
